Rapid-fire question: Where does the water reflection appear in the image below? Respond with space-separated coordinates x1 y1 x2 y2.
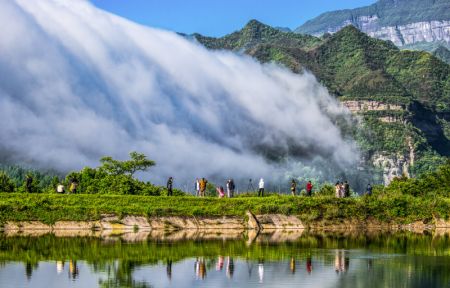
0 230 450 287
334 250 349 274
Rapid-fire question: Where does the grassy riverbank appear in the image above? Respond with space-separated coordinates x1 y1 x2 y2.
0 193 449 225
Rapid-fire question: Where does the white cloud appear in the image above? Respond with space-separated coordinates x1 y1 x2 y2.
0 0 358 187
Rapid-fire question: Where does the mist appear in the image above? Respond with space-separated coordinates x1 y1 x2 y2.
0 0 359 188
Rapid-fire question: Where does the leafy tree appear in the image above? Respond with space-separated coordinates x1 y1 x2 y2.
100 152 155 176
0 172 16 192
62 153 169 196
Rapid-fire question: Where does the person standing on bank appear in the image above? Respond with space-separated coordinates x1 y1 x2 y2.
195 178 200 196
258 178 265 197
344 181 350 198
230 179 235 197
335 182 341 198
339 182 345 198
290 179 297 196
167 177 173 196
199 178 207 197
366 184 373 196
227 179 236 198
69 179 78 194
57 183 65 194
25 175 33 193
306 181 313 196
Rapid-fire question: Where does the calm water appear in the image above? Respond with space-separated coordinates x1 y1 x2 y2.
0 230 449 288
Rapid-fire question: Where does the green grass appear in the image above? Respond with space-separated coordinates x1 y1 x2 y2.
0 193 449 225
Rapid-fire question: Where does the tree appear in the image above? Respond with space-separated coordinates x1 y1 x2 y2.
0 172 16 192
99 152 155 177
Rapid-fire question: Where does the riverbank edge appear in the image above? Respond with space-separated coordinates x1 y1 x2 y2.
2 211 449 233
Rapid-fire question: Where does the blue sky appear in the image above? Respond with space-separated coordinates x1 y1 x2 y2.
91 0 376 37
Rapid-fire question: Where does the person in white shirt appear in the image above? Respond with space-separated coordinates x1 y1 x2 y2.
57 184 65 194
195 178 200 196
258 178 264 197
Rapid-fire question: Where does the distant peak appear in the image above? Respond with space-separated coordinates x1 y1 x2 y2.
332 24 363 36
243 19 271 30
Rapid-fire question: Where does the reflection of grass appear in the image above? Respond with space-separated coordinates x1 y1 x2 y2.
0 193 449 225
1 232 450 265
5 232 449 288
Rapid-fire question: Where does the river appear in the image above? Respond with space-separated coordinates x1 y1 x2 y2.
0 230 449 287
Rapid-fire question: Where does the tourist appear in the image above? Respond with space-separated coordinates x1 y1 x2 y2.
339 182 345 198
227 179 235 198
25 175 33 193
306 181 313 196
56 183 65 194
335 182 340 198
167 177 173 196
344 181 350 198
290 179 297 196
199 178 207 197
69 179 78 194
226 180 231 197
258 178 265 197
195 178 200 196
366 184 373 196
217 186 225 198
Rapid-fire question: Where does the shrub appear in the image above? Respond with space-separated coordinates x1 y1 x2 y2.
0 172 16 192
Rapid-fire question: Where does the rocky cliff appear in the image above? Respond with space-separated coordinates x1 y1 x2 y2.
296 0 450 48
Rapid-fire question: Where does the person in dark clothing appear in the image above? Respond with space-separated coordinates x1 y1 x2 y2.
229 179 235 197
344 181 350 198
167 177 173 196
25 175 33 193
366 184 373 196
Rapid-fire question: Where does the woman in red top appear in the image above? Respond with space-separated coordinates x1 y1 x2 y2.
306 181 313 196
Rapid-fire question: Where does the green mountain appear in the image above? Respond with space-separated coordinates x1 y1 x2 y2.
295 0 450 48
194 20 450 183
434 46 450 64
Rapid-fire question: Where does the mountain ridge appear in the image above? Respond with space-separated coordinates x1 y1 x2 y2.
193 20 450 183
